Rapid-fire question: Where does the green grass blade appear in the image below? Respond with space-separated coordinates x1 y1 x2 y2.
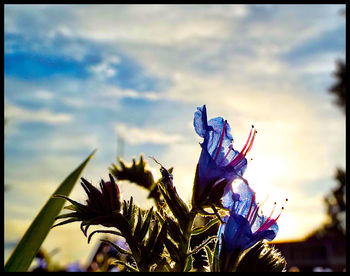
4 150 96 272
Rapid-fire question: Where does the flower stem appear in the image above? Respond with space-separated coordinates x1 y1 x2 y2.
177 208 198 272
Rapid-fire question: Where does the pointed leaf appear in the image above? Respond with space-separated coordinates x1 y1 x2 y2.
100 239 132 256
191 217 220 235
212 234 221 272
153 222 167 256
54 212 80 220
145 220 159 251
4 150 96 272
188 236 217 256
139 207 154 243
166 216 185 244
152 257 169 272
184 255 193 272
163 236 180 262
134 208 143 238
113 260 139 272
205 245 213 271
87 230 123 244
51 218 81 229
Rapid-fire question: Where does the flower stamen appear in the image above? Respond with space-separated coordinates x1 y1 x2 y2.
255 199 288 233
245 192 256 221
255 202 277 233
228 126 256 167
213 120 227 162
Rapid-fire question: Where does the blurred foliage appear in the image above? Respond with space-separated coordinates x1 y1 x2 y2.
329 60 346 113
30 249 62 272
308 56 346 241
307 168 346 240
324 168 346 234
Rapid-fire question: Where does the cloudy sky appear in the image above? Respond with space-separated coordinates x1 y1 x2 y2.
4 4 346 267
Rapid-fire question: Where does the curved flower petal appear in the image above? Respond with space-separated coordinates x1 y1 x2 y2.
193 105 253 207
194 105 210 138
222 213 277 252
223 180 257 217
218 180 281 270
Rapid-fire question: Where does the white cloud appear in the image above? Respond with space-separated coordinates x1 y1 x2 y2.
115 123 185 145
5 103 72 124
70 5 248 45
88 55 120 79
33 90 54 101
105 86 163 101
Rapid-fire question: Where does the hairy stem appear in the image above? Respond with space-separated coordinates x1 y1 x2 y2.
177 208 198 272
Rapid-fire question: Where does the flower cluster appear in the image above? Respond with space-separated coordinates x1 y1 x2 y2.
193 105 285 271
52 104 286 272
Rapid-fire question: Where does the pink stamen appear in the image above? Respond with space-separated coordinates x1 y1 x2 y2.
248 205 259 226
255 202 277 233
213 120 227 162
246 192 256 221
239 126 254 155
242 130 256 156
249 193 270 224
255 198 287 232
258 208 283 232
228 127 256 167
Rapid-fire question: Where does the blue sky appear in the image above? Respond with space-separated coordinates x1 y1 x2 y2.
4 4 346 267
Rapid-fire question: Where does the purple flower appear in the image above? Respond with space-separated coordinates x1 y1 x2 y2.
218 181 285 271
192 105 256 208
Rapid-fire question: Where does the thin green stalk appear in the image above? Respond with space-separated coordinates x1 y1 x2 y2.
177 208 198 272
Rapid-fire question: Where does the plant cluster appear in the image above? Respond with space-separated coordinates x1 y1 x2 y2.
53 105 287 272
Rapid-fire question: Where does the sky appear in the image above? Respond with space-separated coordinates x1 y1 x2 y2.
4 4 346 267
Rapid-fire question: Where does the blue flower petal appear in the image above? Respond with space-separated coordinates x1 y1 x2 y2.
222 213 255 252
194 105 235 166
193 105 250 207
223 180 257 217
194 105 210 138
221 212 278 254
196 144 227 200
219 180 280 256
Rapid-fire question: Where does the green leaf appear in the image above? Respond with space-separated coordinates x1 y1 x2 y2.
191 217 220 235
152 222 167 256
123 197 137 228
204 245 213 270
184 255 193 272
87 230 123 244
100 239 132 256
145 220 159 251
139 207 154 243
134 208 143 237
4 150 96 272
212 234 221 272
188 236 217 256
157 182 184 225
113 260 139 272
163 236 180 263
152 257 170 272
